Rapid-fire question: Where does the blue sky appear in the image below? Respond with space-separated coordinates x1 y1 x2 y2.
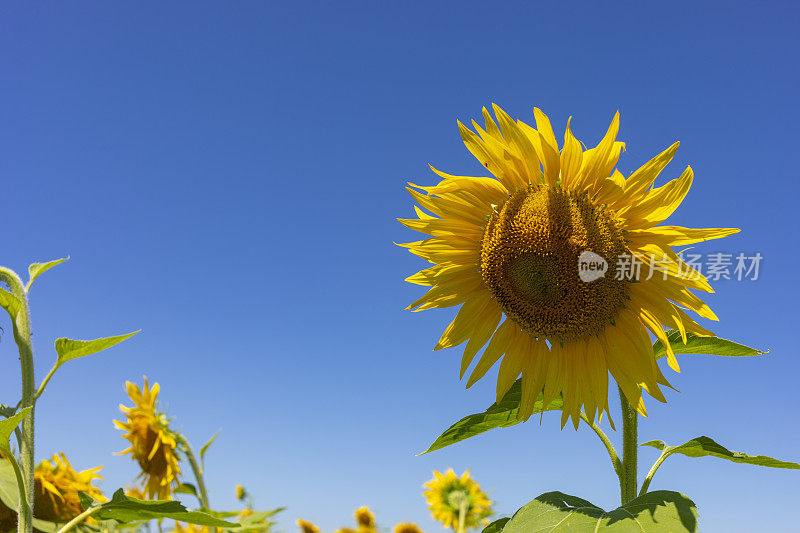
1 2 798 532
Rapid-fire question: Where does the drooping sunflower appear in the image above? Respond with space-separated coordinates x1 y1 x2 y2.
423 469 491 531
399 106 738 428
394 524 424 533
296 519 320 533
0 452 106 526
354 507 375 530
114 377 182 499
124 484 147 500
33 453 106 522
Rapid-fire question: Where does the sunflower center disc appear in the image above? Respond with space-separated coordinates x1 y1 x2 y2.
480 186 630 342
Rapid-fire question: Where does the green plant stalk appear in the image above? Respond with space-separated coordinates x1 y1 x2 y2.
456 498 467 533
638 447 670 496
176 434 210 509
578 412 624 503
0 268 35 533
618 386 638 504
55 505 101 533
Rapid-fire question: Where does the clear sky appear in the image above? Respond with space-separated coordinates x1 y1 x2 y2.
1 2 798 532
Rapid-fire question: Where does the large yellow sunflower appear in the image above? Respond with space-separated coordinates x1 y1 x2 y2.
114 377 182 499
423 469 491 531
399 106 738 428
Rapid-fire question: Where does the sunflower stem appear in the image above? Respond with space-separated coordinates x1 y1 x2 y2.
176 434 210 510
638 447 670 497
578 413 624 503
456 498 467 533
55 505 101 533
618 386 638 505
0 267 36 533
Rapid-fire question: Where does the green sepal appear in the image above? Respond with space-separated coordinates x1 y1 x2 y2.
653 330 767 360
642 436 800 469
27 257 69 292
78 489 237 527
420 379 563 454
501 490 698 532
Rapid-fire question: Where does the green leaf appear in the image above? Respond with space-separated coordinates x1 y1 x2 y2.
200 431 219 468
175 483 199 497
54 331 140 370
653 330 767 360
642 436 800 469
482 517 510 533
234 508 285 532
0 408 31 455
420 379 563 454
0 288 21 320
0 460 19 510
80 489 237 527
197 509 242 519
27 257 69 291
502 490 698 532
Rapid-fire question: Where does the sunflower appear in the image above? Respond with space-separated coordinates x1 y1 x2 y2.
423 469 491 531
334 529 357 533
394 524 424 533
124 485 147 500
114 377 182 499
296 519 320 533
0 452 105 526
399 106 738 428
33 453 106 522
354 507 375 530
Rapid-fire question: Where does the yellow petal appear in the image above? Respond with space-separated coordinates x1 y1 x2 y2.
532 108 561 186
460 302 502 378
623 141 680 201
560 117 584 187
467 319 515 387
